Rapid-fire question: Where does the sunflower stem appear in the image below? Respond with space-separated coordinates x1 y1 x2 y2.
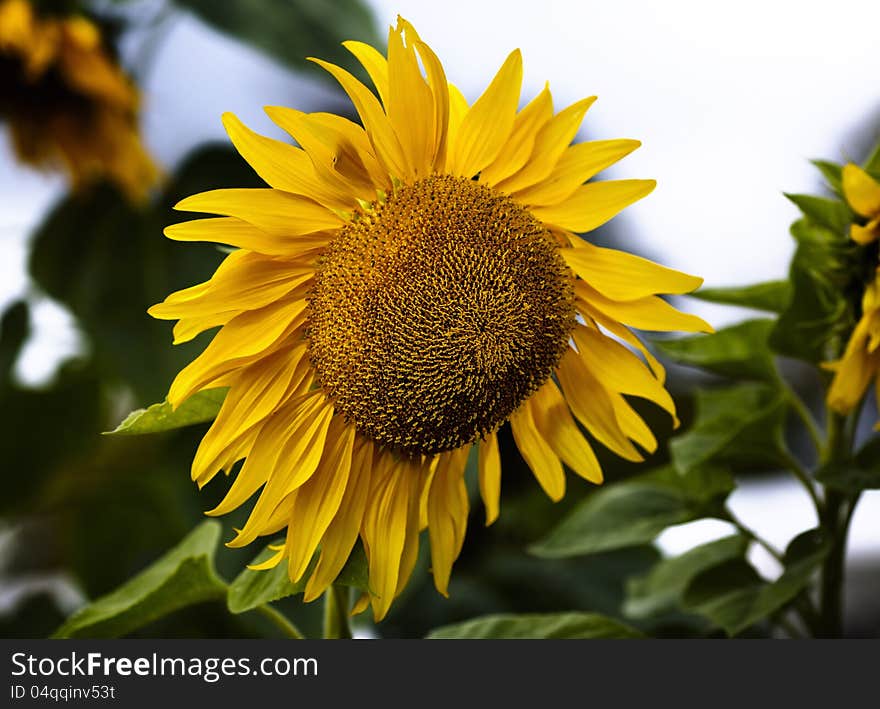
257 603 305 639
782 386 823 455
323 585 352 639
777 447 823 516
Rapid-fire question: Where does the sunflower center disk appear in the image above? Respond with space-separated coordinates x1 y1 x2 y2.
308 174 575 456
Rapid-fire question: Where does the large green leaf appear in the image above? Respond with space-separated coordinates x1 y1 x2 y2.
654 319 778 382
811 160 843 196
106 388 227 435
227 541 369 614
624 535 748 620
692 281 791 314
529 466 733 559
172 0 379 78
53 521 227 638
427 612 643 639
670 383 787 476
681 530 829 636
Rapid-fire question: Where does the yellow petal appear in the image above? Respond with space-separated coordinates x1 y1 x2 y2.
510 398 566 501
477 432 501 525
842 163 880 218
852 218 880 245
427 447 470 596
309 58 407 180
413 39 450 171
167 296 307 407
175 189 343 237
446 83 469 146
164 217 330 257
827 314 879 413
529 379 603 484
448 49 522 178
494 96 596 194
532 179 655 233
480 84 554 186
387 21 435 179
362 456 413 620
222 112 351 208
563 242 702 301
304 438 374 602
286 417 356 581
395 456 430 598
576 281 713 334
556 347 643 461
572 325 677 423
343 40 389 107
514 139 641 206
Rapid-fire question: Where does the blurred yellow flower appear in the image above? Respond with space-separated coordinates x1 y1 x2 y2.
842 163 880 245
0 0 157 199
151 17 711 620
826 270 880 422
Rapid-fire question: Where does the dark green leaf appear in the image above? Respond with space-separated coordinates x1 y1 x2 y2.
692 281 791 313
769 218 863 364
670 383 787 475
816 436 880 492
864 137 880 179
427 612 643 639
0 300 29 387
784 193 853 233
171 0 379 78
653 319 778 382
682 530 829 636
624 535 748 619
529 465 732 559
53 521 227 638
227 541 369 614
811 159 843 195
106 388 227 435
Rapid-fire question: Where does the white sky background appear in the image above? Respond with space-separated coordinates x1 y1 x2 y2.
0 0 879 585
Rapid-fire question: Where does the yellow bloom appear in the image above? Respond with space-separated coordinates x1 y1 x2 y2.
842 163 880 244
826 269 880 422
151 18 712 620
0 0 158 199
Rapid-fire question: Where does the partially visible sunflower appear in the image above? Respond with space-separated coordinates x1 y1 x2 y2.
151 17 712 620
842 163 880 245
826 163 880 422
0 0 157 199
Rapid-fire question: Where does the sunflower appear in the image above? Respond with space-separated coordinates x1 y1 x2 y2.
842 163 880 245
150 17 712 620
0 0 157 199
825 164 880 421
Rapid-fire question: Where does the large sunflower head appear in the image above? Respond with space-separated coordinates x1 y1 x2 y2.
150 17 712 620
0 0 157 199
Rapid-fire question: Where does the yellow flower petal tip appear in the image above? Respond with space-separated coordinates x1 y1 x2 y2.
152 17 706 620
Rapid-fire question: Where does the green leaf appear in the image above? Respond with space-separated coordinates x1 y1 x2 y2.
811 159 843 195
769 218 863 364
106 388 227 435
171 0 379 78
816 436 880 492
682 530 829 636
53 521 227 638
784 193 854 233
529 465 733 559
0 300 29 388
653 319 778 382
692 281 791 314
427 612 643 639
227 541 369 614
670 383 787 476
864 137 880 179
624 535 749 619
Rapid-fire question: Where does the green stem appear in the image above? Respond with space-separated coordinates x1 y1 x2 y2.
257 603 305 639
783 386 824 455
323 585 352 639
817 410 857 638
777 448 823 516
720 506 784 563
